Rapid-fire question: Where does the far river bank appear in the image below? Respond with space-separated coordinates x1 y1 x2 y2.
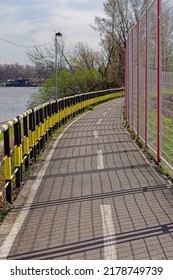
0 87 38 122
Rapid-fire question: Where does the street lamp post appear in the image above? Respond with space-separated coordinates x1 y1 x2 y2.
55 32 62 100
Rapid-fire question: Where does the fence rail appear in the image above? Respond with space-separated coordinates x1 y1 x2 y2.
125 0 173 169
0 88 124 205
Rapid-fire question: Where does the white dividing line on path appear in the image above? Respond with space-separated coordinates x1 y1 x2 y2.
0 112 89 260
96 118 102 125
100 205 117 260
108 107 111 111
121 115 124 124
103 112 107 116
97 150 104 170
94 130 99 139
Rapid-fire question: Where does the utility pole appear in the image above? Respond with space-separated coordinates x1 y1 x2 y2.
55 32 62 100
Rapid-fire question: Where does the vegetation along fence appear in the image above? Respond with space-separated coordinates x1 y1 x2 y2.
125 0 173 168
0 88 124 207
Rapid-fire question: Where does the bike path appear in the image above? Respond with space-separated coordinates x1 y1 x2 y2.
1 98 173 260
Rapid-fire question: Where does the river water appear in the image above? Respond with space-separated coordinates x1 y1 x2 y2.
0 87 38 122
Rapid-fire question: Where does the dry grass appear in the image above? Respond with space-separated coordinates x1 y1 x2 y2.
0 189 6 210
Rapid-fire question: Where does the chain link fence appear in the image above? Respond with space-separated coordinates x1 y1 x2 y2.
125 0 173 168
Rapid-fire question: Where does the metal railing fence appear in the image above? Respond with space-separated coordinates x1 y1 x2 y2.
0 88 124 205
125 0 173 169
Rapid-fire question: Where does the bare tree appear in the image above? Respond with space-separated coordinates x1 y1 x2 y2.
161 5 173 72
92 0 147 86
0 63 37 82
71 42 101 70
26 35 71 79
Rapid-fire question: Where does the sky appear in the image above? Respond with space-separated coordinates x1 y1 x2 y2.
0 0 105 65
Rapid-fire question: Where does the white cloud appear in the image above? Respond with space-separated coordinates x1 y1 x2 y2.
0 1 105 64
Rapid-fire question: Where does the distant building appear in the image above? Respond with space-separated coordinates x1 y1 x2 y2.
5 78 43 87
5 78 29 87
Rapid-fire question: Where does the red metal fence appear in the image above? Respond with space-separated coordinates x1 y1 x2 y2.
125 0 173 168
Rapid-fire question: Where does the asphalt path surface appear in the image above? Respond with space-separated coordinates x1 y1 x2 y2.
1 98 173 260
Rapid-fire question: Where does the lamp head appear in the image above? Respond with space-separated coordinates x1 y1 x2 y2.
56 32 62 37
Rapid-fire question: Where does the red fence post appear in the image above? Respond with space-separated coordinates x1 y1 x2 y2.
145 8 148 147
132 31 134 130
127 37 130 124
125 46 127 123
125 37 129 125
137 20 140 137
157 0 161 162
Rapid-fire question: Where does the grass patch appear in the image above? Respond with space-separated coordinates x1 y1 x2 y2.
125 106 173 181
0 126 14 141
0 202 12 222
149 90 173 100
126 125 173 180
148 110 173 166
86 105 94 111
